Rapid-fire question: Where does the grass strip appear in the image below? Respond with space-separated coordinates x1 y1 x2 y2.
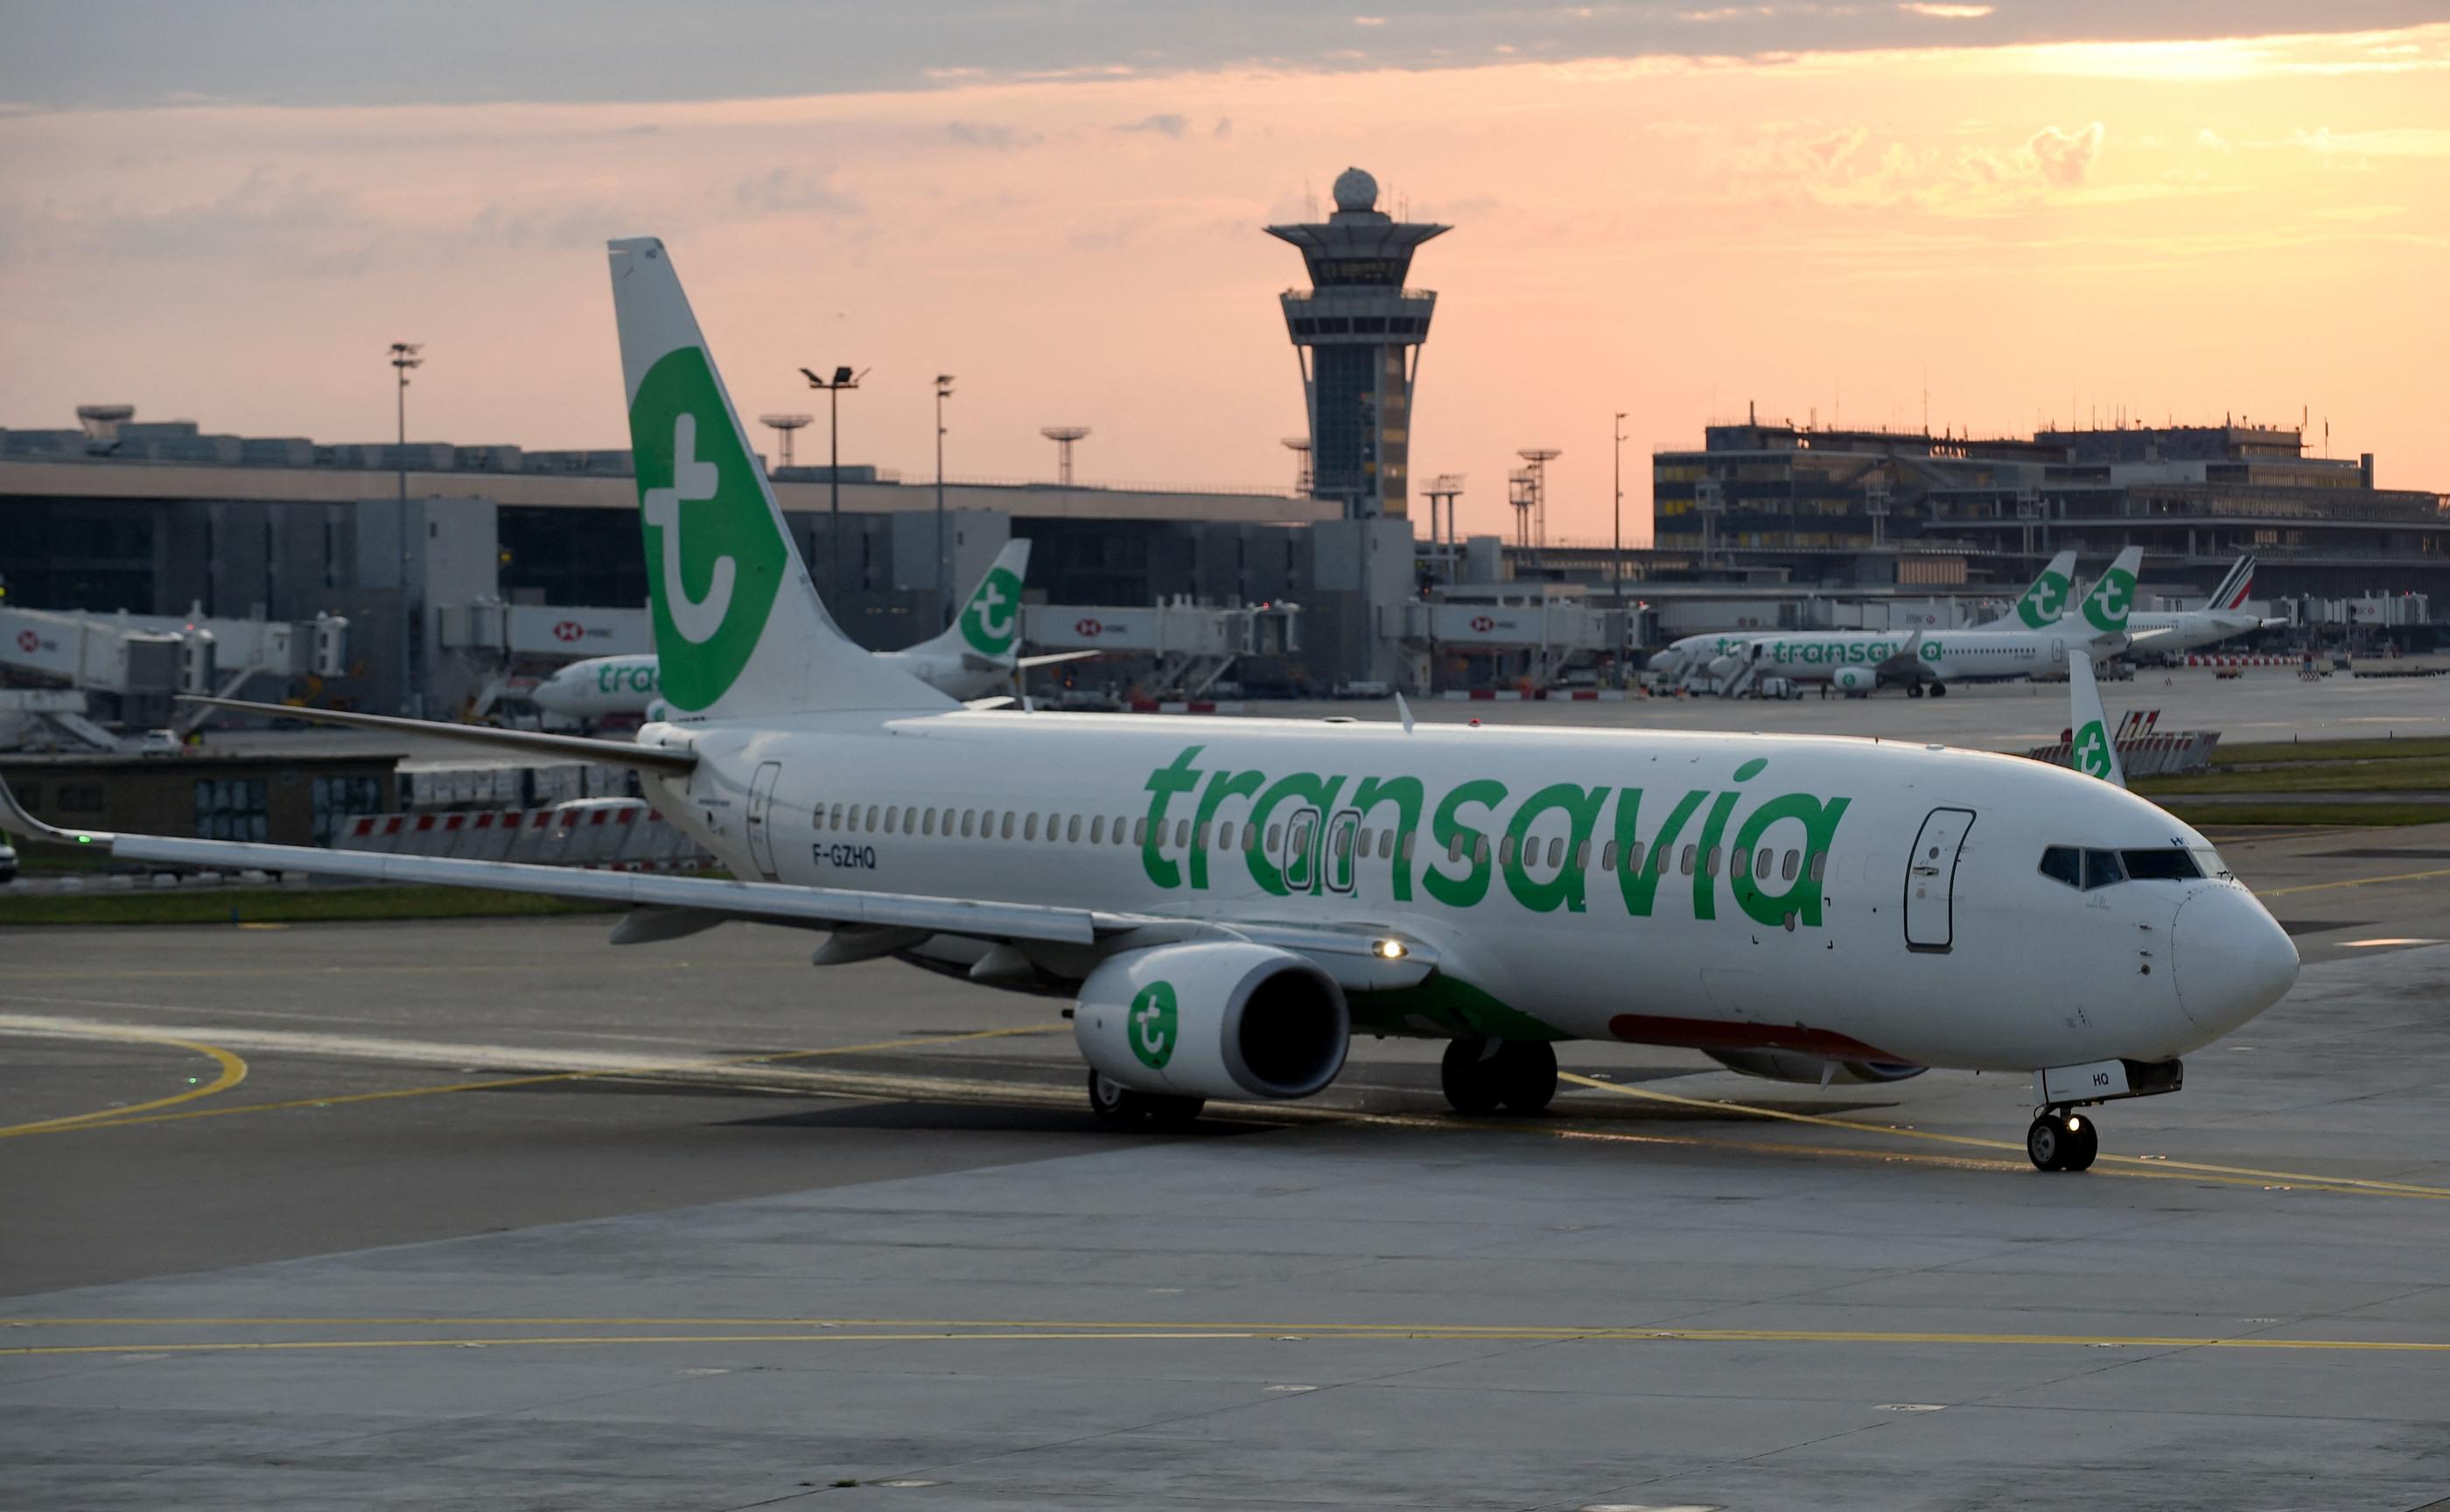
2160 802 2450 830
2208 736 2450 768
0 886 620 928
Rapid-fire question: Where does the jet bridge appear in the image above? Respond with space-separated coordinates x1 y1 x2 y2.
1023 599 1301 699
0 606 346 746
1380 588 1621 692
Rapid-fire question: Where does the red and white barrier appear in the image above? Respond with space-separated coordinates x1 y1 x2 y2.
1440 689 1628 702
1126 700 1251 715
2183 655 2292 668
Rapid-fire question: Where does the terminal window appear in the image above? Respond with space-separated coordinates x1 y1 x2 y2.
195 777 270 842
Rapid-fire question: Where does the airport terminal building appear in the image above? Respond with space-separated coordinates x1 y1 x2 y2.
1649 417 2449 608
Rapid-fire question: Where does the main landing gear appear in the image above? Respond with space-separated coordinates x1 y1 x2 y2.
1440 1039 1558 1116
1088 1070 1204 1130
2026 1108 2100 1172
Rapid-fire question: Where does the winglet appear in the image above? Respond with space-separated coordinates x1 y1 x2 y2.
2067 649 2126 788
0 769 108 847
1396 690 1416 734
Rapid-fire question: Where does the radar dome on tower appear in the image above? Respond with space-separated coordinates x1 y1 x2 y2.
1331 167 1379 214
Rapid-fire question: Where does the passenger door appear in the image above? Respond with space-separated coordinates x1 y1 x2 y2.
1280 806 1323 894
1903 807 1975 952
746 760 782 880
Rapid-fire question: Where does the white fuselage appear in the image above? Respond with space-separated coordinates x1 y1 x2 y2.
647 710 2293 1074
2123 610 2264 656
535 648 1010 718
1734 626 2102 689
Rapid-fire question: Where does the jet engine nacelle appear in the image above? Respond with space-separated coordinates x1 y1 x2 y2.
1830 666 1876 695
1074 942 1350 1102
1704 654 1743 679
1704 1048 1926 1085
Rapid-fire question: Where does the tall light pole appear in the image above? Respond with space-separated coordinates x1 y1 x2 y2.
1612 411 1628 602
388 341 423 715
799 366 865 607
934 374 955 626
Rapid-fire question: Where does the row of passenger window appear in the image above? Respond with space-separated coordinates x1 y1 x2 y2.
810 799 1828 882
2036 845 2206 891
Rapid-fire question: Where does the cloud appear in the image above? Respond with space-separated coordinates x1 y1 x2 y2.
2027 122 2104 186
946 120 1040 150
2196 127 2230 150
1898 3 1993 17
732 167 860 217
2282 126 2450 157
1115 113 1188 137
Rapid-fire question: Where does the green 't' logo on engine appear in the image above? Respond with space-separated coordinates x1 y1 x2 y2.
2082 567 2136 634
960 565 1024 657
2017 570 2072 629
628 346 788 712
1128 980 1179 1070
2073 718 2116 780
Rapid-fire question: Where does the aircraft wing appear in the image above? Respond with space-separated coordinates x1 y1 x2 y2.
0 773 1437 988
179 696 697 775
1017 650 1100 669
1872 630 1928 676
2123 626 2177 645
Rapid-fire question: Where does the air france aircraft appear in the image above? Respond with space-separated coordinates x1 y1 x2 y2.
532 539 1091 719
0 237 2300 1174
1648 550 2077 685
2122 555 2280 657
1726 547 2147 697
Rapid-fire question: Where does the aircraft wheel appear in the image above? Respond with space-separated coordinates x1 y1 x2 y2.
1906 683 1926 699
1929 682 1950 698
2063 1114 2099 1171
1440 1039 1506 1116
1088 1069 1148 1126
2026 1110 2096 1172
1496 1040 1559 1114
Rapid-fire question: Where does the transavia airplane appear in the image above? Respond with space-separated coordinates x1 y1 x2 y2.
1648 549 2078 684
531 538 1092 721
2123 555 2285 658
1722 547 2152 698
0 237 2301 1174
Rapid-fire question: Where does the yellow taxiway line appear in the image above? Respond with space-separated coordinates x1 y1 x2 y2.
2259 865 2450 898
3 1317 2443 1358
0 1028 248 1138
1554 1072 2450 1200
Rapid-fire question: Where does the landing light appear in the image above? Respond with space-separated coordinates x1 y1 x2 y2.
1374 939 1409 960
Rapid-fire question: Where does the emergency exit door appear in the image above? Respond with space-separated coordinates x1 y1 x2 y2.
1904 807 1975 952
746 761 782 880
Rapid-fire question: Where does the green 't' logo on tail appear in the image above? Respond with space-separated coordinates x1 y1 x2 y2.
629 348 788 711
2081 566 2137 634
2072 718 2117 780
2016 570 2072 629
1129 980 1179 1070
959 564 1025 657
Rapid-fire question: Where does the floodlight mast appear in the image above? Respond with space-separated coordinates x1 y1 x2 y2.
388 341 424 715
1280 436 1312 494
1040 426 1091 486
800 365 867 607
934 374 956 626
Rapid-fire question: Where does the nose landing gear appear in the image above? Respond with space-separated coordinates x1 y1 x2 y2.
2026 1109 2100 1172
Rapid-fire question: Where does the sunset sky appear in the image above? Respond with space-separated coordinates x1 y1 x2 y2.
3 3 2445 545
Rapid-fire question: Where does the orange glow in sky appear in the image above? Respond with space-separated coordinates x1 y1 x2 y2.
2 23 2444 543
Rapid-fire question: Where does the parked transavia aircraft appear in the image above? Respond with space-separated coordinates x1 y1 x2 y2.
1648 548 2077 685
530 538 1091 720
1721 546 2153 697
0 237 2301 1173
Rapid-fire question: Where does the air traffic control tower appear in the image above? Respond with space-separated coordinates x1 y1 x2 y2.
1267 167 1448 521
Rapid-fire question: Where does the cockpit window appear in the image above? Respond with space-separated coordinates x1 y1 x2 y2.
2121 849 2202 881
2082 849 2125 890
2191 845 2232 880
2038 846 2082 889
